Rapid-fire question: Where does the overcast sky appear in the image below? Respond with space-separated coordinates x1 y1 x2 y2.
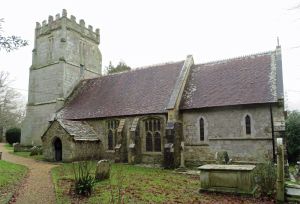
0 0 299 110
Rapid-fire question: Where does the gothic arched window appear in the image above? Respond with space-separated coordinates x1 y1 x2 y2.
154 132 161 152
146 132 153 152
108 130 113 150
107 120 119 150
144 118 162 152
245 115 251 135
200 118 205 141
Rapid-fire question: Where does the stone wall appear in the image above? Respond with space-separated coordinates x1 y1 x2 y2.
41 103 284 165
28 63 64 104
22 102 59 145
42 121 103 162
86 114 167 164
182 104 285 166
74 141 102 161
42 121 75 162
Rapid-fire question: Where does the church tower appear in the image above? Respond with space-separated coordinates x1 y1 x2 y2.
21 9 102 145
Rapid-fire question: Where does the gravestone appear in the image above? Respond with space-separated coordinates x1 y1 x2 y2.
13 143 21 152
95 160 111 181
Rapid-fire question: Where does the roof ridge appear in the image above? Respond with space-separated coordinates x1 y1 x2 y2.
197 50 275 66
91 60 185 79
134 60 184 70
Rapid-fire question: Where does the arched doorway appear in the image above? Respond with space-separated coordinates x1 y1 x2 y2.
53 138 62 161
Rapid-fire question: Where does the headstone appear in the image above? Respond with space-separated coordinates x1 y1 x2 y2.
13 143 21 152
95 160 111 181
0 152 2 160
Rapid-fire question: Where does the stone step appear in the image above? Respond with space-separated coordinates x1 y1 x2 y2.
286 196 300 203
286 187 300 202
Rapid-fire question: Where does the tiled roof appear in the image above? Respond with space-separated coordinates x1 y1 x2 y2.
60 61 184 119
57 119 99 141
180 51 278 110
59 51 279 119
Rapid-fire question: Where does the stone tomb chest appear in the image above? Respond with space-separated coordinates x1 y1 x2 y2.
198 164 257 195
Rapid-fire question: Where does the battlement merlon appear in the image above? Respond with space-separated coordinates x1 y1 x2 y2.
34 9 100 44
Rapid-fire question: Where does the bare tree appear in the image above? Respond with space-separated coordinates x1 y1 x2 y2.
0 71 24 140
0 18 28 52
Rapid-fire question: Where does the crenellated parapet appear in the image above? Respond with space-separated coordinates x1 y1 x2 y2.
35 9 100 44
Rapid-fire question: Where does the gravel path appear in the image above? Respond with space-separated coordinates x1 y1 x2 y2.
0 143 58 204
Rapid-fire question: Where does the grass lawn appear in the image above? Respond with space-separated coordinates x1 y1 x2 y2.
4 143 13 151
52 162 274 204
0 160 28 203
4 143 44 161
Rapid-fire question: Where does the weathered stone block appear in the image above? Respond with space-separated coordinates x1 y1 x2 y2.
95 160 111 181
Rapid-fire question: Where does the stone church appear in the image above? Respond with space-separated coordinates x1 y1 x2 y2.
21 10 285 167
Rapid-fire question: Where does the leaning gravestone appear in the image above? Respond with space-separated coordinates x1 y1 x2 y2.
95 160 111 181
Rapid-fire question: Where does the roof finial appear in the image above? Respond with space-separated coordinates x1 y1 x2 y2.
277 36 280 47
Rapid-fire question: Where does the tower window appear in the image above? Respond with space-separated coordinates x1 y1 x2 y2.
80 64 84 75
200 118 205 141
245 115 251 135
48 37 54 61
